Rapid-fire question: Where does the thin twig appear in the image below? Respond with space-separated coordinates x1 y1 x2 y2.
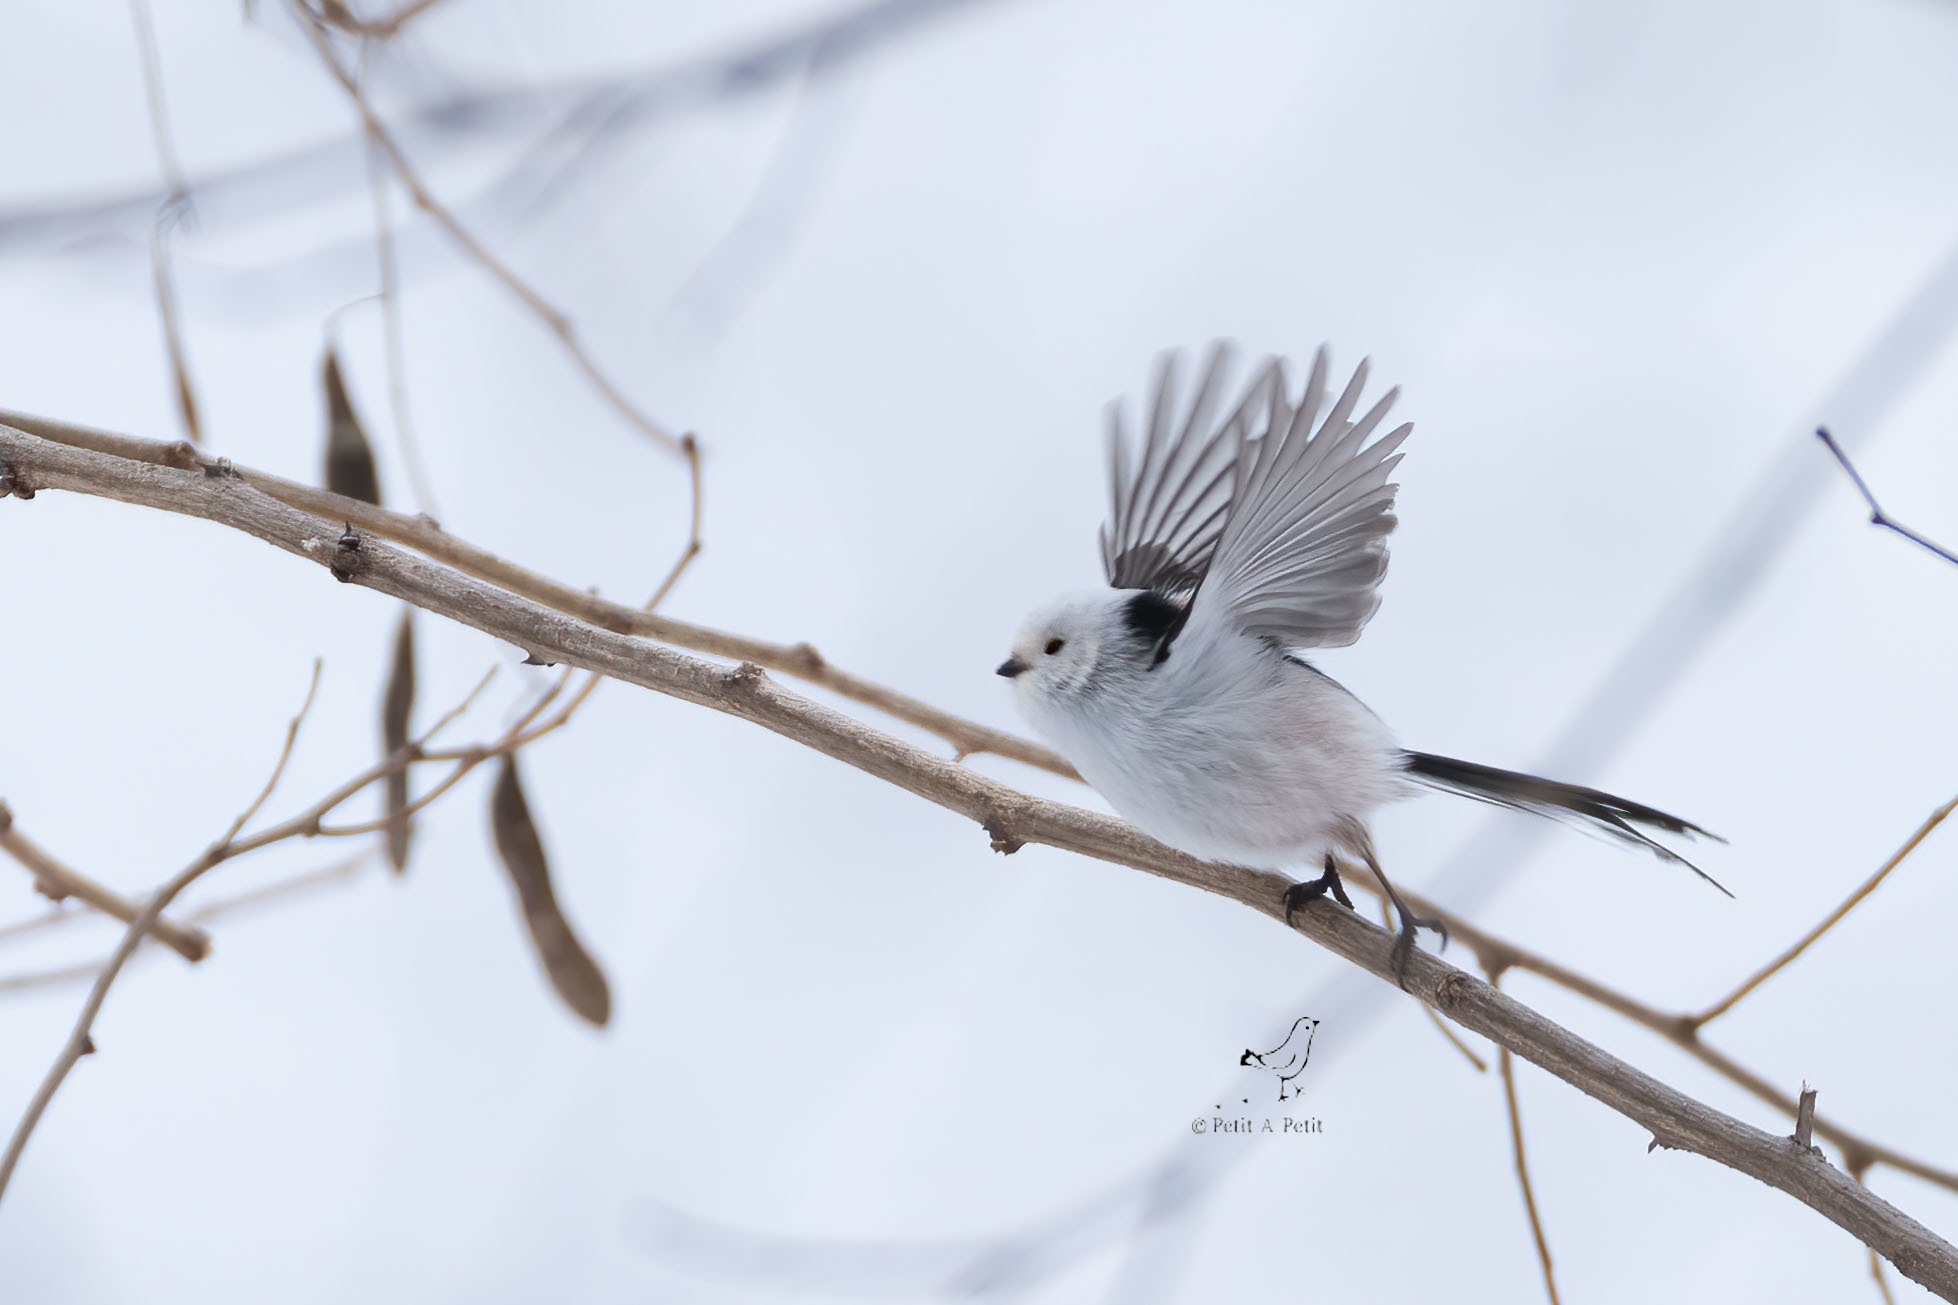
0 958 114 997
0 806 209 961
292 2 683 454
1817 428 1958 568
0 851 376 998
233 662 497 853
325 428 702 836
1870 1248 1901 1305
183 847 376 924
147 216 201 443
1848 1155 1903 1305
0 906 71 946
9 425 1958 1295
317 0 449 39
1422 892 1958 1193
360 44 438 516
127 0 186 190
1690 792 1958 1027
0 656 504 1196
129 0 201 442
4 0 1000 246
1498 1044 1562 1305
0 661 321 1203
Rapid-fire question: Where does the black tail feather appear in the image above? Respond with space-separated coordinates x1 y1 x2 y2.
1400 751 1731 897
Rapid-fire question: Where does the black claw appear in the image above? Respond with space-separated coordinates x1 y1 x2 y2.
1384 908 1449 988
1283 857 1356 925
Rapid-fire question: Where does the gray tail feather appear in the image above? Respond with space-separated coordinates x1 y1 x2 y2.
1400 751 1731 897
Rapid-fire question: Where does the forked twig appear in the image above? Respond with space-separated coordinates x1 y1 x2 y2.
1817 427 1958 568
293 1 684 455
1690 792 1958 1027
0 660 322 1201
0 808 210 961
0 656 509 1202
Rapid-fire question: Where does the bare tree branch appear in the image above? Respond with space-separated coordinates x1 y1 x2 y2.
1498 1043 1561 1305
360 85 439 515
317 0 449 40
0 648 507 1199
1690 792 1958 1026
0 407 1073 776
0 660 321 1201
9 405 1956 1205
0 0 1010 261
1427 897 1958 1192
128 0 202 442
1817 427 1958 568
0 805 210 961
6 423 1958 1297
293 0 683 454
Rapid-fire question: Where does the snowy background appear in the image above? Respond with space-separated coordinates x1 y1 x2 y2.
2 0 1957 1301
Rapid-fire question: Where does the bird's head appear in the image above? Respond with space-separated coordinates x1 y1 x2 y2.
999 587 1189 710
995 590 1126 702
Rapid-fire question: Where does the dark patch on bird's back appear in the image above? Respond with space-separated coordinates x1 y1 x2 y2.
1123 590 1188 666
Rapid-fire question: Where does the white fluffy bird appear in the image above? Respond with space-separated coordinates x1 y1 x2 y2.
997 344 1725 976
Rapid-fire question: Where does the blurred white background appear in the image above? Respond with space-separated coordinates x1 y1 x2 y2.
2 0 1956 1301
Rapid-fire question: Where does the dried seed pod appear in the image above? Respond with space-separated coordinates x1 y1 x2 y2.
321 345 381 505
380 610 416 873
489 756 611 1027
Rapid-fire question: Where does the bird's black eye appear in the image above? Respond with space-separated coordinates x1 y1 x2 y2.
1044 637 1066 656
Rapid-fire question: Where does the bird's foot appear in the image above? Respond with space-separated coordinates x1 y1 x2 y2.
1386 906 1449 989
1282 857 1355 924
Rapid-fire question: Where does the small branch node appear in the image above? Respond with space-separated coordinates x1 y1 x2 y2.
1432 970 1478 1012
328 526 364 583
0 461 35 500
982 810 1025 855
1794 1082 1821 1156
786 642 826 674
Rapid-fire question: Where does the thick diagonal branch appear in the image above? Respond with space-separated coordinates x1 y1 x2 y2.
4 422 1957 1299
0 408 1071 776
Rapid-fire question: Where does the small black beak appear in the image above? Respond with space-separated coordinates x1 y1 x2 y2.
996 656 1027 679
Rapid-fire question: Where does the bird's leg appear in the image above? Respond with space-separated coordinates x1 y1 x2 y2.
1282 853 1356 924
1357 843 1448 988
